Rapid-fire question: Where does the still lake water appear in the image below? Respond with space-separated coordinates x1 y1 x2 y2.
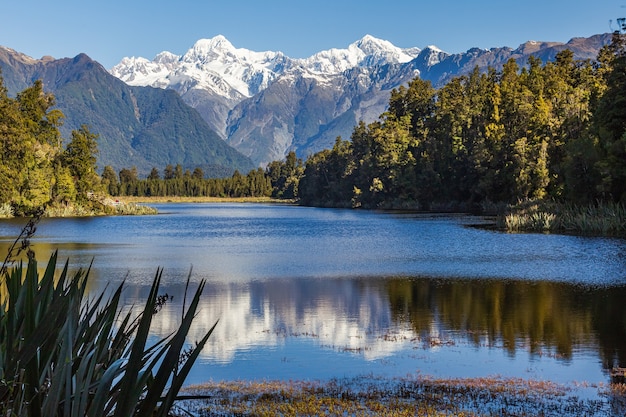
1 203 626 391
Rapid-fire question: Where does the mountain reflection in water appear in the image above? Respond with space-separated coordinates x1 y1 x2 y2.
0 203 624 386
118 275 625 385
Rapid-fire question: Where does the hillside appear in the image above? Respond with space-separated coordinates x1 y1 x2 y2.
111 33 612 166
0 47 255 177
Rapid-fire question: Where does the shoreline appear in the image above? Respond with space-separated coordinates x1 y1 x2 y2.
180 374 624 416
118 196 296 204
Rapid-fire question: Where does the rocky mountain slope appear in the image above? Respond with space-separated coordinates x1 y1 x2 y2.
0 47 255 176
111 33 612 166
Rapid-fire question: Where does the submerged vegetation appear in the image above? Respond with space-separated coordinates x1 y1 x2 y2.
182 375 625 416
0 218 217 416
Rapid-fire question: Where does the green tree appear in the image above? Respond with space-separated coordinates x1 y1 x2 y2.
192 167 204 180
119 167 138 184
163 164 175 180
174 164 183 179
101 165 120 195
62 125 100 202
148 167 160 180
266 151 303 199
52 164 77 204
593 32 626 202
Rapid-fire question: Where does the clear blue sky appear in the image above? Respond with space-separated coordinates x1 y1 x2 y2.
1 0 622 69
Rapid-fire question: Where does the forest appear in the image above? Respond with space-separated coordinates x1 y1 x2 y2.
108 32 626 218
297 32 626 210
0 77 102 216
1 32 625 221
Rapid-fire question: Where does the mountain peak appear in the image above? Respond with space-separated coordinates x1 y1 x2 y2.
183 35 238 63
154 51 180 64
192 35 234 52
353 34 399 54
301 34 419 74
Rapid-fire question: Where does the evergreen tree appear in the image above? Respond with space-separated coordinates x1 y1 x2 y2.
192 167 204 180
593 32 626 202
148 167 160 180
164 164 175 180
101 165 120 195
62 125 100 202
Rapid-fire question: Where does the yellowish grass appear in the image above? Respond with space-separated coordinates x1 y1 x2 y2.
118 196 295 204
179 375 618 416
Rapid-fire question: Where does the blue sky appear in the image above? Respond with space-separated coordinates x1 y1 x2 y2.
1 0 622 68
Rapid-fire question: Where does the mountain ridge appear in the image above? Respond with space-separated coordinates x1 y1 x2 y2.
0 47 255 177
110 33 612 166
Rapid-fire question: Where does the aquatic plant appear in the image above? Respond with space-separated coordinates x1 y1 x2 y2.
500 200 626 236
42 199 158 217
0 218 216 417
181 374 622 416
0 204 13 218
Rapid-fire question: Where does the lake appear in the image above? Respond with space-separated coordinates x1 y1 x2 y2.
1 203 626 394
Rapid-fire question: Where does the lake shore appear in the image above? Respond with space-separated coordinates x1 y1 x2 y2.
181 374 624 416
499 200 626 237
118 195 296 204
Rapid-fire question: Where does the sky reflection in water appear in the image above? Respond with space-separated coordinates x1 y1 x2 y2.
0 203 625 390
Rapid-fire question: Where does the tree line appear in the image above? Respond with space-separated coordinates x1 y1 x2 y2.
101 163 274 198
102 150 303 200
111 32 625 210
296 33 626 209
4 32 625 213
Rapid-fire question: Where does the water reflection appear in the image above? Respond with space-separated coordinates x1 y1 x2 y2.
1 205 625 386
118 274 626 384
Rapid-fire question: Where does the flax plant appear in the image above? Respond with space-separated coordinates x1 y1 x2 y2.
0 218 217 417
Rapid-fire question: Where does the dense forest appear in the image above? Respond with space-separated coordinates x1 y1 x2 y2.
0 76 103 216
108 32 626 214
297 32 626 209
2 32 625 219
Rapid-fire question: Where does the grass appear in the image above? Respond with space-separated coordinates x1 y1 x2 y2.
179 374 623 417
0 203 13 218
118 195 295 204
499 200 626 236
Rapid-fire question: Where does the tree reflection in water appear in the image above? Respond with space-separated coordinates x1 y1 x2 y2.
387 277 626 371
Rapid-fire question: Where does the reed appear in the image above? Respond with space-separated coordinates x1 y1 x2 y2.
43 201 158 217
500 200 626 236
0 219 216 417
0 203 13 218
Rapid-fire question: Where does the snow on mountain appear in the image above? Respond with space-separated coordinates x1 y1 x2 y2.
111 55 179 88
111 35 291 100
413 45 448 68
300 34 419 74
110 34 422 101
107 33 611 168
108 34 431 164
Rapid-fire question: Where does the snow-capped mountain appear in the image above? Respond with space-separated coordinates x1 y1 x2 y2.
111 34 418 102
113 35 287 98
109 34 424 165
110 33 611 167
300 34 419 74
